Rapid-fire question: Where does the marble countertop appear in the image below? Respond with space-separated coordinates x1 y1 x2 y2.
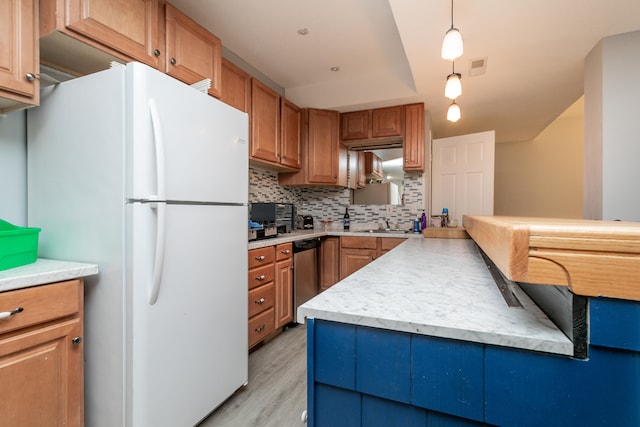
0 259 99 293
298 238 573 356
248 228 421 249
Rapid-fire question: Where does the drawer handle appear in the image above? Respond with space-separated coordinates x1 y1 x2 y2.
72 337 82 346
0 307 23 320
255 324 266 333
281 249 291 254
254 297 265 304
255 255 266 261
255 275 266 281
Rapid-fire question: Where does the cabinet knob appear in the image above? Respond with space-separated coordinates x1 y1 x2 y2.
255 324 265 333
255 255 265 261
153 49 161 56
281 249 290 254
255 275 266 281
170 58 177 65
254 297 265 305
25 73 37 82
72 336 82 346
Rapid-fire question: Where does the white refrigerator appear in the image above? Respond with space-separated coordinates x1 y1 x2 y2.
27 62 248 426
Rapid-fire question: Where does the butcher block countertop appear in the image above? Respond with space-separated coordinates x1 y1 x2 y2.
462 215 640 301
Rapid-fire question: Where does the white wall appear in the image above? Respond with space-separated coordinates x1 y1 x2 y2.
584 30 640 221
0 111 27 225
495 97 584 218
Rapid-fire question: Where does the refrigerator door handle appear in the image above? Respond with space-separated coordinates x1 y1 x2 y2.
148 98 166 201
149 201 166 305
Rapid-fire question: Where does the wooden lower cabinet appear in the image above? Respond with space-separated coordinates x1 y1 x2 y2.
320 237 341 290
0 279 84 426
340 236 406 280
274 243 293 328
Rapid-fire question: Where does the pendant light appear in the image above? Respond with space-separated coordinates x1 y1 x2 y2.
447 101 461 122
444 62 462 99
441 0 463 61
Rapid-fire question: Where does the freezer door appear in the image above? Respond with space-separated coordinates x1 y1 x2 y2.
128 202 248 427
126 62 248 204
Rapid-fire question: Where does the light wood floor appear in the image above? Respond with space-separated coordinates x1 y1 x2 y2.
197 324 307 427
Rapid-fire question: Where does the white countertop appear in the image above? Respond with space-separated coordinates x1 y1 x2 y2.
248 228 422 249
0 259 99 293
298 238 573 356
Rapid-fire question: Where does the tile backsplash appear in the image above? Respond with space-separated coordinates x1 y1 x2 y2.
249 167 424 231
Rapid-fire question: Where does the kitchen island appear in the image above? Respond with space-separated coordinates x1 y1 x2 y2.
298 217 640 426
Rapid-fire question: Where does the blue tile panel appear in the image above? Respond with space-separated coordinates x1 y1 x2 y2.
590 296 640 351
308 302 640 427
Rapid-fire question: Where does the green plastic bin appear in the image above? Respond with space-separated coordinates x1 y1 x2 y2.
0 219 41 271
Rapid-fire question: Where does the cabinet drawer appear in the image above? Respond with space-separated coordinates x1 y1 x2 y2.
248 264 275 290
380 237 406 252
248 246 275 269
248 307 275 348
248 282 275 318
276 243 293 261
341 236 378 249
0 280 82 335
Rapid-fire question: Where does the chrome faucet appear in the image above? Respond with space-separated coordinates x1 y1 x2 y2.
385 218 391 230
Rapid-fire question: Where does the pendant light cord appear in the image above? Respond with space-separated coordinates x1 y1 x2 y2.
450 0 454 29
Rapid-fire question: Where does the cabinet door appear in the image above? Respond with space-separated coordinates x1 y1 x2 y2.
307 108 340 184
64 0 160 67
164 3 221 97
341 110 370 140
357 152 367 188
221 58 251 113
320 237 341 290
251 79 281 164
372 106 404 138
275 257 293 328
0 0 39 110
0 319 83 426
340 248 377 280
280 99 302 169
403 103 425 171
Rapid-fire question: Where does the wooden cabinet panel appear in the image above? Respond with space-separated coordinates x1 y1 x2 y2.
403 103 425 171
371 106 404 138
341 236 378 250
340 248 377 280
339 236 406 279
63 0 160 67
0 0 39 111
364 152 383 179
248 246 275 269
221 57 251 113
276 242 293 261
380 237 405 253
341 110 369 140
164 3 221 97
248 307 275 349
320 237 340 290
307 108 340 184
280 99 302 169
275 257 293 327
0 280 84 427
248 264 274 290
248 282 275 318
250 79 281 164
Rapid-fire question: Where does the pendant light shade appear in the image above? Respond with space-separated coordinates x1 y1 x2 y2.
447 101 461 122
441 27 463 61
444 71 462 99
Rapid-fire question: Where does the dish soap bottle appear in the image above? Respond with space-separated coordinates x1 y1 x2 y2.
343 207 350 230
420 210 427 230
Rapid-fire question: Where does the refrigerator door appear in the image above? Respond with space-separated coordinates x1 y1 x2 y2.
126 62 248 204
128 202 248 426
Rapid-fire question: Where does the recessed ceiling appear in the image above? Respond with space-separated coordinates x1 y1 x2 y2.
169 0 640 143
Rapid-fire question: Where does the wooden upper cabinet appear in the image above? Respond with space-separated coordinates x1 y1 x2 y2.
56 0 161 68
251 79 281 165
341 110 369 141
307 108 340 184
371 106 404 138
280 99 302 169
164 3 221 97
364 151 383 179
403 103 425 171
221 58 251 113
0 0 39 112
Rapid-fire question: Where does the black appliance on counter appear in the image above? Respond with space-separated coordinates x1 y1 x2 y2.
250 202 296 235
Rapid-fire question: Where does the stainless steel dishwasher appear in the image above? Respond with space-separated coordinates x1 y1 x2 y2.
293 238 320 323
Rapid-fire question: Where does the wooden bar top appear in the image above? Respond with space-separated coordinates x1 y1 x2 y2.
462 215 640 301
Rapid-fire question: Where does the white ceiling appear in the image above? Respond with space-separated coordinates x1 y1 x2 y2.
169 0 640 143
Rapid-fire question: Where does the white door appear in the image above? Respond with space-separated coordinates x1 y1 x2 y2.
431 131 495 226
129 202 248 427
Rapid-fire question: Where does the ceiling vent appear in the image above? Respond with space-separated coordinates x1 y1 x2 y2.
469 57 487 77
